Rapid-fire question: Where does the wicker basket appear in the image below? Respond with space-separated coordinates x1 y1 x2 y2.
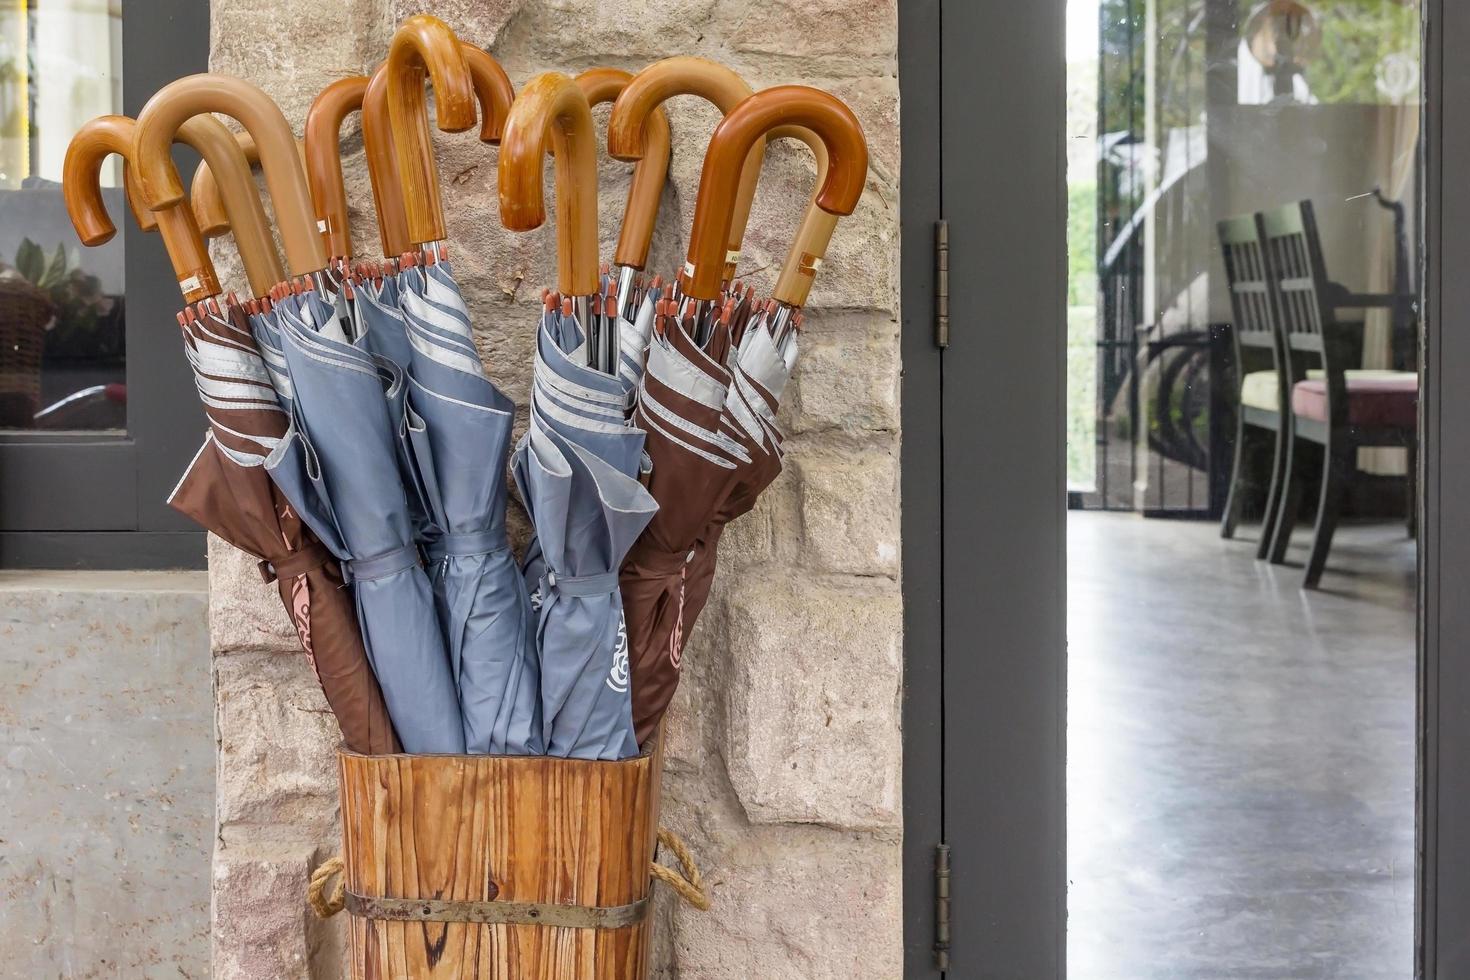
0 277 53 428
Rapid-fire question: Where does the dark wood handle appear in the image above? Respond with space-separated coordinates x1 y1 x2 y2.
361 66 413 259
64 114 220 301
463 44 515 144
385 14 476 245
607 57 764 279
577 67 670 270
681 86 867 301
186 127 293 298
305 75 369 259
498 72 599 297
134 73 326 276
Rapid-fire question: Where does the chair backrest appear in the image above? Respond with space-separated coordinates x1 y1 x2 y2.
1258 200 1335 358
1217 212 1278 355
1259 199 1352 423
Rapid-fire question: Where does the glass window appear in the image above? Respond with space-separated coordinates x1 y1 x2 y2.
0 0 124 432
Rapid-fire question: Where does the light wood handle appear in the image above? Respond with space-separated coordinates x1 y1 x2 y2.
767 124 837 308
361 66 413 258
462 44 515 144
63 117 155 240
385 14 476 245
576 67 670 270
606 56 765 278
187 128 294 298
64 115 219 301
498 72 599 297
682 86 867 301
305 75 369 259
134 73 327 276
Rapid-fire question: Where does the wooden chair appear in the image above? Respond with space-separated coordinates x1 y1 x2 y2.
1217 213 1290 557
1259 200 1418 589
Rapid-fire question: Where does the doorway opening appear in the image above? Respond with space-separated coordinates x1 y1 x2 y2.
1065 0 1422 974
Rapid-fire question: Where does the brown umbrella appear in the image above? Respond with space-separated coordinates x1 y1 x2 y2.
64 111 398 755
617 86 868 744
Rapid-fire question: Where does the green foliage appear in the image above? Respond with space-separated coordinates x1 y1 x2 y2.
1 239 115 335
1069 180 1099 308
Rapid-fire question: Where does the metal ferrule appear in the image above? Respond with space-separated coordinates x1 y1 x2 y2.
422 239 449 264
309 269 335 299
616 264 638 319
771 303 796 345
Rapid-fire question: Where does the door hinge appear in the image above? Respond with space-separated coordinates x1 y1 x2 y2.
935 842 951 971
935 219 950 349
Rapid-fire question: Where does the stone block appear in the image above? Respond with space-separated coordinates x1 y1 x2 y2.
667 830 903 979
784 315 901 435
211 841 320 980
721 578 902 829
209 534 302 656
216 652 342 835
729 0 899 66
792 446 900 576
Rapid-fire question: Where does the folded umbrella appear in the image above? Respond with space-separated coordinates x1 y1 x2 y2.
134 67 466 753
64 112 397 755
500 72 659 760
617 85 869 743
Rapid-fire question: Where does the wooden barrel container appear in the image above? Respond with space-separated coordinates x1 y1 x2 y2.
339 744 662 980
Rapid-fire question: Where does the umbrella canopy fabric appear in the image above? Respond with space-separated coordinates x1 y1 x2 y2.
170 300 399 755
398 258 542 755
265 291 465 754
514 306 658 760
622 307 749 745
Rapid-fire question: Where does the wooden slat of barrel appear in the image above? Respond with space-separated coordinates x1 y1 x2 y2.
339 749 659 980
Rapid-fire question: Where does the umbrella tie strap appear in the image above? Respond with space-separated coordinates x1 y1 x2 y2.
259 541 334 584
424 529 508 562
544 569 620 598
343 543 421 584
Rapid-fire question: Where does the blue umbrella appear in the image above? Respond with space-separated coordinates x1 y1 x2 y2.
264 291 465 754
500 73 659 759
396 258 542 755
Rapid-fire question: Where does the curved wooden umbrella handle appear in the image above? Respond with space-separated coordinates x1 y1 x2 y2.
186 128 295 297
135 73 327 277
682 86 867 302
576 67 670 271
64 115 219 302
766 124 837 309
498 72 599 297
385 14 476 245
607 56 764 279
304 75 369 259
462 44 515 144
361 67 412 259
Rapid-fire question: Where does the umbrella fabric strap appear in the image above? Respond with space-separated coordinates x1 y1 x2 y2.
544 570 620 598
343 543 421 584
341 891 650 929
258 541 333 584
423 529 508 562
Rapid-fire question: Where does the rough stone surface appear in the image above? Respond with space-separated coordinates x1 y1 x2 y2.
206 3 901 976
0 572 212 978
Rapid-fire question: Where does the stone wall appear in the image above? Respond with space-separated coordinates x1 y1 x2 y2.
206 1 900 976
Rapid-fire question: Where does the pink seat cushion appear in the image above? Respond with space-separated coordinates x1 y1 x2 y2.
1291 373 1418 429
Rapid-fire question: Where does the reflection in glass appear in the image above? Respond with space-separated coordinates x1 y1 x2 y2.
0 1 125 432
1066 0 1422 975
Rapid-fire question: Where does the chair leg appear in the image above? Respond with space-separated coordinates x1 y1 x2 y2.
1303 440 1353 589
1255 420 1288 559
1267 420 1305 563
1221 415 1250 540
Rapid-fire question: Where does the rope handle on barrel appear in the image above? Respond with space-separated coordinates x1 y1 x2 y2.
307 828 709 919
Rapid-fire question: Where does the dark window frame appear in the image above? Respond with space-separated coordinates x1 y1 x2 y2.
0 0 208 570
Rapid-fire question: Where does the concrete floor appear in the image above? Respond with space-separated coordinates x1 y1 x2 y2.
1067 513 1416 980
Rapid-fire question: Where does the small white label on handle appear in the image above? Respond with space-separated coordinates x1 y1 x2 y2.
317 219 329 234
178 274 203 294
682 261 696 277
725 249 741 265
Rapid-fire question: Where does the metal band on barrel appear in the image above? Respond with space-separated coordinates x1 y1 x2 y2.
343 891 651 929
